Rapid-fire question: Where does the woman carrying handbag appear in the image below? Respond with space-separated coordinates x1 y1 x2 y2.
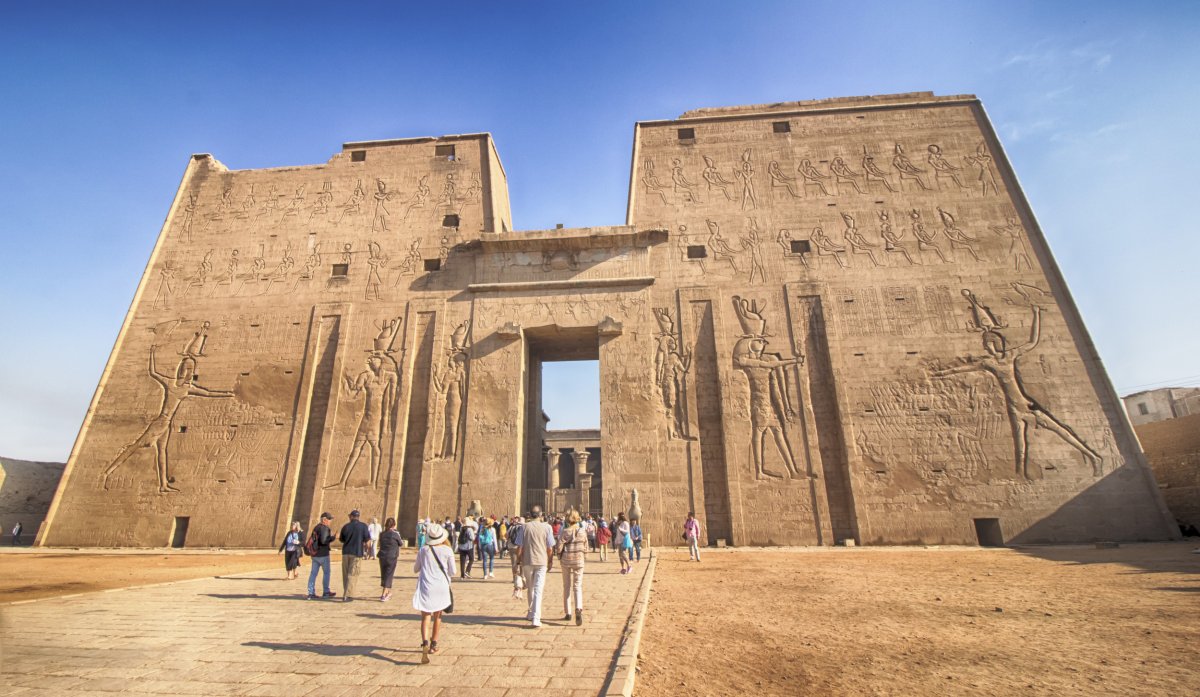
413 522 456 663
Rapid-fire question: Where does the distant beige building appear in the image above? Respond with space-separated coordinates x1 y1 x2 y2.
1 458 65 544
40 92 1177 549
1124 388 1200 426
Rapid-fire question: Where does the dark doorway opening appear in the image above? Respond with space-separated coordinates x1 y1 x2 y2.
171 517 190 548
974 518 1004 547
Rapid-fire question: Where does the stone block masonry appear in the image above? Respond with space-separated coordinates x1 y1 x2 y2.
38 93 1177 548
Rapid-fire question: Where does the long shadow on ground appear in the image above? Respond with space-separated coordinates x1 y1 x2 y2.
243 640 417 665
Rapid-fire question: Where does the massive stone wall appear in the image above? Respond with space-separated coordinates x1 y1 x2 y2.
39 93 1177 548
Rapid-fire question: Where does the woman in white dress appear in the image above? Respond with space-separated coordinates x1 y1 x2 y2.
413 522 455 663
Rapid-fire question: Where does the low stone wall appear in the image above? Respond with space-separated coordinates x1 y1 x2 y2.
0 458 65 544
1136 413 1200 533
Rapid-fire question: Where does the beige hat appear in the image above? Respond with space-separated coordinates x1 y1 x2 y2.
424 523 447 545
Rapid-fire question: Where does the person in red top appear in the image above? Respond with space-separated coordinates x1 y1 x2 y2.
595 520 611 562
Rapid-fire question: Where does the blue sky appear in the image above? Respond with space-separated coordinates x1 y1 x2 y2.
1 1 1198 460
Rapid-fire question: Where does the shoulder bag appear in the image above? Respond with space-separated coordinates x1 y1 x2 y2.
429 547 455 614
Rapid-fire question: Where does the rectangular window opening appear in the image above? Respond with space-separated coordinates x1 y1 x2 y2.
677 127 695 142
1137 403 1149 416
442 214 460 228
790 240 811 254
423 258 442 272
772 121 791 134
350 150 366 162
686 245 708 259
435 144 456 160
331 263 349 278
178 425 187 433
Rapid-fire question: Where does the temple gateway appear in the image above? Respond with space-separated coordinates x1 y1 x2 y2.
39 93 1177 548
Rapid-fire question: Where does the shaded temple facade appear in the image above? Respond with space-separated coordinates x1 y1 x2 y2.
41 93 1176 548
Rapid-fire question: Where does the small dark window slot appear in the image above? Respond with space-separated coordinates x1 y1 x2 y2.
894 297 906 302
906 351 919 356
350 150 366 162
284 370 294 375
435 144 456 160
772 121 791 134
918 406 930 412
250 323 261 328
790 240 811 254
424 258 442 272
826 203 837 207
178 426 188 433
217 479 227 483
864 408 875 413
677 127 695 141
853 352 865 357
686 245 708 259
240 371 250 376
931 468 945 474
442 214 460 228
844 299 855 303
855 115 866 119
192 375 199 381
292 322 301 326
269 234 277 238
875 200 885 204
331 263 349 277
263 478 274 482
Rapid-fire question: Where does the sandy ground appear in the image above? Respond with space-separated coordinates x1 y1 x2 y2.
635 543 1200 696
0 550 284 602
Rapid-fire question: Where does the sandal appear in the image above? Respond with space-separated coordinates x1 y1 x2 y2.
420 640 430 664
429 640 439 655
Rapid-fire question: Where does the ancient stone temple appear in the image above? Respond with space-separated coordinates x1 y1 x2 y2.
40 92 1177 548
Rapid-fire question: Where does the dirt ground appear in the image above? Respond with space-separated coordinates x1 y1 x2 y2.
635 543 1200 696
0 550 282 602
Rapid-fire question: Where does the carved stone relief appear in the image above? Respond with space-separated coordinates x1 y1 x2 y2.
731 297 808 480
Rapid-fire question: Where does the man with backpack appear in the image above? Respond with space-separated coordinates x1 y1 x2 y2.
306 512 336 600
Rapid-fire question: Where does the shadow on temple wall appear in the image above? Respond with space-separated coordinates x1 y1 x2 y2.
1007 464 1198 579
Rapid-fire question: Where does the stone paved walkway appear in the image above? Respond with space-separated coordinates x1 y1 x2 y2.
1 552 650 696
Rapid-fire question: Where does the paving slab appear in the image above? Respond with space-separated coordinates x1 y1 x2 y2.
1 552 650 696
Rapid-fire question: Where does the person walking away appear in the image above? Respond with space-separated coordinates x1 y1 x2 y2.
11 522 22 546
631 519 643 562
377 517 402 601
306 512 336 599
413 522 455 663
585 515 597 552
457 517 477 579
596 520 611 562
416 518 428 547
555 510 589 625
367 517 382 560
507 516 525 588
517 507 556 627
498 517 509 559
478 518 497 579
684 512 702 562
279 521 304 579
616 512 633 574
338 509 370 601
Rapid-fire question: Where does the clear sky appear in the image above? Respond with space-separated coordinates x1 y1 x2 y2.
2 1 1198 461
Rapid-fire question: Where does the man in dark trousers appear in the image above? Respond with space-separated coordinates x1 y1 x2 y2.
338 509 370 602
307 512 336 600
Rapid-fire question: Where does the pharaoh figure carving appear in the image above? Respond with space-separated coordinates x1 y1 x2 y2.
102 321 234 493
325 317 403 489
731 297 807 480
653 307 692 440
434 319 471 460
931 288 1102 479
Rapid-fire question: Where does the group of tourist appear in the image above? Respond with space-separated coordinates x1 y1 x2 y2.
278 505 681 664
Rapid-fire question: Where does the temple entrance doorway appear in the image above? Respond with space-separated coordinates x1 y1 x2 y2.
522 325 602 518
